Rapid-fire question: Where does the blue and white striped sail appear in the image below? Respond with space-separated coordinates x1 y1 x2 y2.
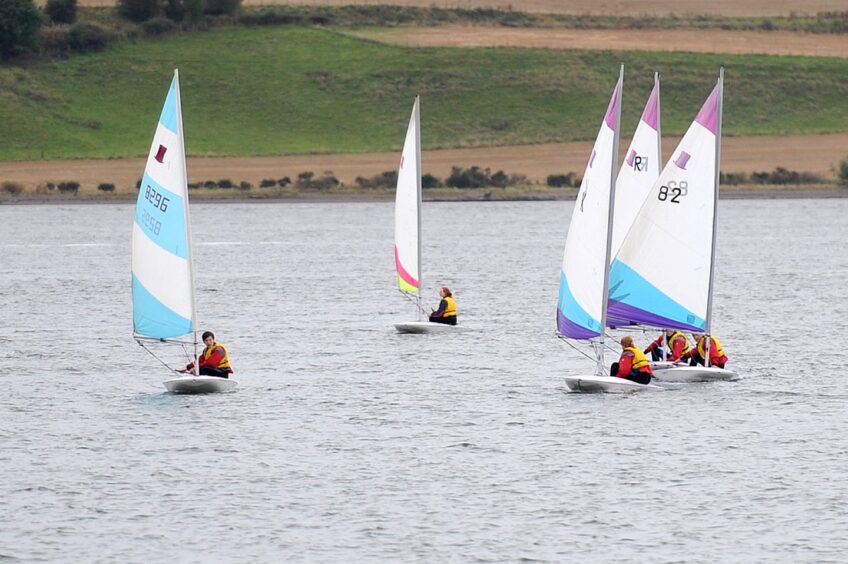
131 71 196 340
556 71 622 340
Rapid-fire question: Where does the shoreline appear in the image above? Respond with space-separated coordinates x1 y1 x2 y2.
2 186 845 205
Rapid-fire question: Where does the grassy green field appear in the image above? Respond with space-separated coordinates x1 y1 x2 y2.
2 26 848 161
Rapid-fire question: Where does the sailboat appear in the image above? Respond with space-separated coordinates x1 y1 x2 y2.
132 70 237 394
608 69 736 383
393 97 464 334
558 66 662 393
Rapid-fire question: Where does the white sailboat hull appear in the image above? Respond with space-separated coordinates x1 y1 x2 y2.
564 374 663 393
651 364 737 383
394 321 468 334
163 375 238 394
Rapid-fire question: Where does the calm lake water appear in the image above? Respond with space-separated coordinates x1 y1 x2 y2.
1 199 847 562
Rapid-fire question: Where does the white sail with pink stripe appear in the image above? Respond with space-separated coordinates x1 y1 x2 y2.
610 73 661 259
394 97 422 298
608 70 724 332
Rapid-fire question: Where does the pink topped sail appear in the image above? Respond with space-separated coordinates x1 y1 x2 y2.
640 82 660 130
695 84 720 134
604 84 621 129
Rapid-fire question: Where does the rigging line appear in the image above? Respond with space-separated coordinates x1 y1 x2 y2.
556 333 600 364
136 339 179 372
399 289 428 316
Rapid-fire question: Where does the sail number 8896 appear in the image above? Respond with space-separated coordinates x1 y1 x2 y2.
145 185 170 212
658 180 688 204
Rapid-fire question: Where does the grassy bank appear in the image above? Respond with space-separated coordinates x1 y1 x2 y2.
2 26 848 161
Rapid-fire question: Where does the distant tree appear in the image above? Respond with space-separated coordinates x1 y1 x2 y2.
184 0 205 23
118 0 161 22
44 0 77 24
0 0 43 59
839 157 848 186
97 183 116 192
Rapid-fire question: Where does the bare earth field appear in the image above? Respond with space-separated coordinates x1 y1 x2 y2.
2 134 845 192
349 26 848 58
73 0 848 17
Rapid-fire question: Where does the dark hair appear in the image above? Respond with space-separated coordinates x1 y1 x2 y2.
201 331 215 340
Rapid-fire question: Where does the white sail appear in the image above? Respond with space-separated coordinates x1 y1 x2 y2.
557 69 623 340
608 73 723 331
394 97 422 296
611 74 661 258
131 70 196 340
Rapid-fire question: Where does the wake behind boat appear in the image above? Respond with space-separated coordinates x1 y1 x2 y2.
132 70 238 394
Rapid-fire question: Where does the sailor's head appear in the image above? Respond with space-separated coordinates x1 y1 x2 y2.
691 332 704 341
202 331 215 346
620 336 634 349
665 328 675 337
440 287 452 298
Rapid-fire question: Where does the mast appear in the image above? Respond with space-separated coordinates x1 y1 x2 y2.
414 95 423 321
655 72 662 174
597 64 624 375
704 67 724 366
174 69 198 364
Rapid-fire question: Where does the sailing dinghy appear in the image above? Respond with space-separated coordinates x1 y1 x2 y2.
393 97 465 334
132 70 237 394
558 66 662 393
607 69 736 383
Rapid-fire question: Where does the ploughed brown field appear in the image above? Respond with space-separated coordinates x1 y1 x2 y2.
2 134 845 192
348 26 848 59
72 0 847 17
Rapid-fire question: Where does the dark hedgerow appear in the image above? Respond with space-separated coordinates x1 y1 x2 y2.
445 166 524 189
45 0 77 25
2 181 25 195
57 181 80 193
421 173 441 189
839 158 848 186
97 182 115 192
547 173 575 187
217 178 233 188
238 180 252 190
277 176 291 187
202 180 217 189
68 22 114 53
259 178 277 188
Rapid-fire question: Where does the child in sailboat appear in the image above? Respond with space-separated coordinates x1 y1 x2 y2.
680 333 728 368
429 287 457 325
610 336 654 385
644 329 691 362
180 331 234 378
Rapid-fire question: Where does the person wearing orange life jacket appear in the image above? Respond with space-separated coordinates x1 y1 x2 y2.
644 329 691 362
610 336 653 385
428 286 457 326
180 331 233 378
680 332 728 368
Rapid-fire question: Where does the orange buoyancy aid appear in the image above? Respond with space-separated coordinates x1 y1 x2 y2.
667 331 690 355
443 296 457 317
624 346 651 372
202 342 231 370
697 335 725 359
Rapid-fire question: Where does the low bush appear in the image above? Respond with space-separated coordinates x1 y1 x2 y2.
118 0 160 22
238 180 252 190
732 167 825 185
445 166 524 189
259 178 276 188
217 178 233 189
1 181 25 195
205 0 241 16
277 176 291 187
547 173 575 187
141 17 177 36
202 180 217 189
97 182 115 192
68 22 114 52
57 181 80 193
187 182 200 189
421 173 441 189
295 170 339 190
45 0 76 24
38 25 71 55
839 158 848 186
354 170 397 189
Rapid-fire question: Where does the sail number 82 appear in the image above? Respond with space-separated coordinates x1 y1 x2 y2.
145 185 170 212
658 180 688 204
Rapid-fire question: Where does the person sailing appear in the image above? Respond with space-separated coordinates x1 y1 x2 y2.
680 332 728 368
179 331 233 378
644 328 691 362
610 336 653 385
428 286 457 326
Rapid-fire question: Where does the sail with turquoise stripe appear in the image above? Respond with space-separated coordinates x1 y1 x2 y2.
132 70 196 340
608 71 724 332
557 68 623 340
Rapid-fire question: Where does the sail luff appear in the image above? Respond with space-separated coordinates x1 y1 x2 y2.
173 69 198 359
597 65 624 372
705 68 723 337
655 72 662 175
414 96 423 321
